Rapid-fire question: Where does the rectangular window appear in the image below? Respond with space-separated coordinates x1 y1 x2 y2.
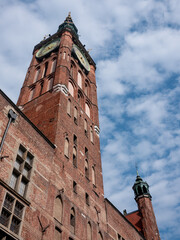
9 145 33 197
73 135 77 145
0 193 24 235
74 107 78 124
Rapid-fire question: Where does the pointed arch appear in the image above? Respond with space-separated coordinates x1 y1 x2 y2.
90 126 93 143
74 106 78 124
54 196 63 223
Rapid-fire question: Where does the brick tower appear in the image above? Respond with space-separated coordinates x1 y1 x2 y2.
0 13 160 240
132 174 160 240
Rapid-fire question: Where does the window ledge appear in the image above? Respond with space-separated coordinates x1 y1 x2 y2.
0 179 30 206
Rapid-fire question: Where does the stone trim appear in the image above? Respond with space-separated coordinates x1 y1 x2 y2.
94 126 100 136
53 84 69 96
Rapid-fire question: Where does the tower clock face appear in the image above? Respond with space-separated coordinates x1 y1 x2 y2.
72 44 90 72
36 38 60 59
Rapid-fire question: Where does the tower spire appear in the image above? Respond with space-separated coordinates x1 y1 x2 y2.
57 12 78 37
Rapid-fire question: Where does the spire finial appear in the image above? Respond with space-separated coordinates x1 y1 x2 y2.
135 161 139 176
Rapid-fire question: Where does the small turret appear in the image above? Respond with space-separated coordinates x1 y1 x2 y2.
132 173 160 240
133 173 151 200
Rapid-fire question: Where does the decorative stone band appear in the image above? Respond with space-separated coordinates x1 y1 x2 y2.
53 84 69 96
94 126 100 136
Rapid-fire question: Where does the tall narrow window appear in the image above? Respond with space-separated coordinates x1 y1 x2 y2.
70 208 75 234
87 222 92 240
77 71 82 88
51 58 57 73
73 147 77 167
29 86 35 101
92 166 96 186
90 126 93 143
85 103 90 118
85 193 90 205
84 119 88 137
85 82 88 96
55 227 62 240
73 135 77 145
0 193 24 235
117 234 121 240
85 147 88 158
73 181 77 193
63 52 66 59
43 62 48 78
64 138 69 158
85 160 89 179
68 81 74 97
70 62 75 78
33 67 40 82
9 145 33 197
54 196 63 223
67 99 71 116
78 90 83 108
39 81 44 96
47 78 53 91
74 107 78 124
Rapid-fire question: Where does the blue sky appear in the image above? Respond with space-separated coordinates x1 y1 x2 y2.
1 0 180 239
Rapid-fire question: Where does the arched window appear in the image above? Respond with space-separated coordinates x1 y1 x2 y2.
54 196 63 223
68 81 74 97
84 119 88 137
33 67 40 82
73 147 77 167
87 222 92 240
90 126 93 143
51 58 57 73
70 208 75 234
85 103 90 118
77 71 82 88
74 107 78 124
67 99 71 116
64 138 69 158
85 159 89 179
43 62 48 78
92 166 96 186
98 232 103 240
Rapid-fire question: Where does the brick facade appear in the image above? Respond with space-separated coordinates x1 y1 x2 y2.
0 14 160 240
